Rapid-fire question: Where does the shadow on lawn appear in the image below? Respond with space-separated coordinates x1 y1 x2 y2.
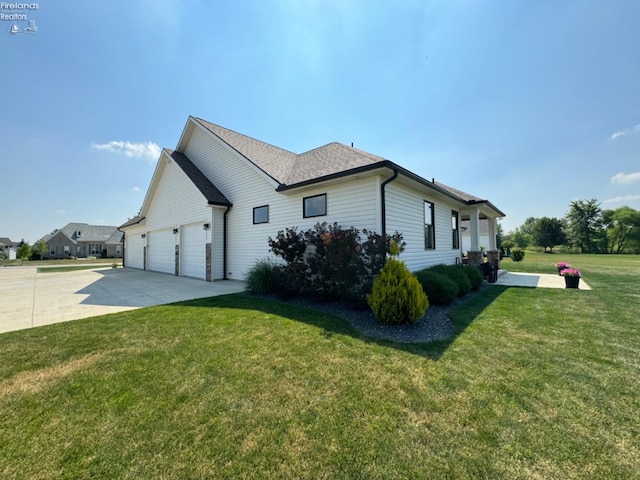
167 286 509 360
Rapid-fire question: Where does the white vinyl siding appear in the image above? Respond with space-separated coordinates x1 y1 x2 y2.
385 182 463 271
184 127 380 280
147 229 175 274
181 223 206 280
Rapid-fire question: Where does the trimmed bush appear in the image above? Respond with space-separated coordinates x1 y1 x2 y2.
415 270 457 305
457 264 483 291
245 258 282 294
368 258 428 325
426 264 471 297
511 249 525 262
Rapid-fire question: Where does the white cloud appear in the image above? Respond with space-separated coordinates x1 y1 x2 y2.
609 124 640 141
603 194 640 204
611 172 640 184
131 186 141 192
92 141 161 161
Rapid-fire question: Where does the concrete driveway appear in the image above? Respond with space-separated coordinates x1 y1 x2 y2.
0 267 246 334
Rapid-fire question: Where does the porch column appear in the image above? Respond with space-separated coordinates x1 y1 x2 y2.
487 218 497 250
467 208 482 266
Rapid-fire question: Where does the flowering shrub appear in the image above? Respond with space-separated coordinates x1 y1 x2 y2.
560 268 581 278
555 262 570 268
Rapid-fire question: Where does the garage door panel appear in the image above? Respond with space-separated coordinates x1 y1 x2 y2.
181 223 206 280
125 235 144 270
147 229 175 274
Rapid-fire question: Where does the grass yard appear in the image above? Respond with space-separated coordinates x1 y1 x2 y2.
37 265 119 273
1 254 639 478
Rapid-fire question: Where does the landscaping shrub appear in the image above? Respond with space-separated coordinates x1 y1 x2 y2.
414 270 457 305
245 258 282 294
457 264 483 291
368 258 428 325
426 264 471 297
511 249 526 262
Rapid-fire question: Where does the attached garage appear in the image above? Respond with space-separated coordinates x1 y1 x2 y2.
147 229 175 274
125 234 144 270
180 223 206 280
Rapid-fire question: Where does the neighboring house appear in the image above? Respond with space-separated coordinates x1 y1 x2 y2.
120 116 505 281
0 237 18 260
42 223 124 259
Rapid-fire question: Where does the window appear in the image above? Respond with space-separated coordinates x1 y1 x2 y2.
89 244 100 255
303 193 327 218
116 245 122 256
64 245 70 257
452 211 460 249
50 246 56 256
253 205 269 224
424 201 435 249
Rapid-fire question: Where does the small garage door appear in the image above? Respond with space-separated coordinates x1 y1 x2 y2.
125 234 144 270
147 229 175 274
181 223 206 280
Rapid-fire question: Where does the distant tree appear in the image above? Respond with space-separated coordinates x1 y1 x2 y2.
602 206 640 254
532 217 566 253
32 239 48 260
17 242 31 262
520 217 538 237
504 228 531 248
565 199 603 253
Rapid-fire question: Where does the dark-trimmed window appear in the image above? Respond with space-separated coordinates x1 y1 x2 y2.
253 205 269 224
303 193 327 218
424 201 435 249
452 210 460 249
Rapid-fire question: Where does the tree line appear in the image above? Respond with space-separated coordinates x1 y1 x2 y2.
503 199 640 254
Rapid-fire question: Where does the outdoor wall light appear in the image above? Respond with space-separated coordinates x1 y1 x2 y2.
203 223 210 230
172 228 179 234
141 234 146 238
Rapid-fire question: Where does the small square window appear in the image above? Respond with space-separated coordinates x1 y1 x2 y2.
253 205 269 224
303 194 327 218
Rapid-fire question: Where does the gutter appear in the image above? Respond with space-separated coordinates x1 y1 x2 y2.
380 168 399 238
223 206 230 280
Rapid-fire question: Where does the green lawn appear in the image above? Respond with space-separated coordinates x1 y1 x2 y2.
2 258 122 268
1 254 638 478
37 265 119 273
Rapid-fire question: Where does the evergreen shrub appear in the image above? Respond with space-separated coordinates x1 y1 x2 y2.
511 249 526 262
457 264 483 291
426 264 471 297
414 270 457 305
368 258 428 325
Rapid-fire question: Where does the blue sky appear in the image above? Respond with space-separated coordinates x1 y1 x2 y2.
2 0 639 243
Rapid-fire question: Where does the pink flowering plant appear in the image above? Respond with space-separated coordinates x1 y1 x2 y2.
560 268 581 278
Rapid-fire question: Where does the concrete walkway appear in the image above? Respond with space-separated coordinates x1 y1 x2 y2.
0 267 246 334
492 270 591 290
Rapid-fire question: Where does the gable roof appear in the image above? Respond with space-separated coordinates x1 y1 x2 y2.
0 237 18 248
192 117 504 217
42 224 123 244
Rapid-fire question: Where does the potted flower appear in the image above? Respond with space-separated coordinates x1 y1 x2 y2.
555 262 570 275
560 268 581 289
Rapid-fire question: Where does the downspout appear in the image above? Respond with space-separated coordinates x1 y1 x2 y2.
380 168 399 238
223 206 230 280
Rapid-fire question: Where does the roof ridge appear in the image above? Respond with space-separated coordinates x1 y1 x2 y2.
194 117 297 157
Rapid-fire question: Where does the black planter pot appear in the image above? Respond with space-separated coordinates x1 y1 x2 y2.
564 276 580 289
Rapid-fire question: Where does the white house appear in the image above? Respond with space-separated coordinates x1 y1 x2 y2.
119 116 505 281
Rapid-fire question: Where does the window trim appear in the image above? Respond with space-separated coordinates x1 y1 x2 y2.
253 205 269 224
303 193 327 218
451 210 460 249
89 244 101 256
49 246 56 256
424 200 435 250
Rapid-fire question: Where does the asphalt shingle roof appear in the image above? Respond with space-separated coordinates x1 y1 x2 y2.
192 117 499 212
54 223 123 244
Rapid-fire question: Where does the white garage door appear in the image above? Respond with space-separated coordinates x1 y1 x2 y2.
147 229 175 274
181 223 206 280
125 234 144 270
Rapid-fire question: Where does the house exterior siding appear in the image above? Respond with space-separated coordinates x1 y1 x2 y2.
184 126 380 280
385 182 463 272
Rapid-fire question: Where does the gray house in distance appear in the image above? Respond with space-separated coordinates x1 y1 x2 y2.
42 223 123 259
